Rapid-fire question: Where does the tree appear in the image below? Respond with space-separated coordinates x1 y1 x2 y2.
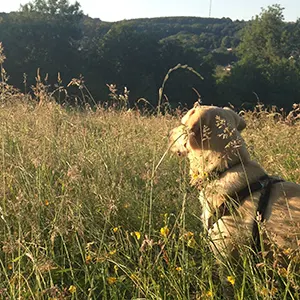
96 23 162 103
20 0 82 17
237 5 288 67
216 4 300 110
0 0 83 90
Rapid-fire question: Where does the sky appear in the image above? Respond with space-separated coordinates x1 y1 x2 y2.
1 0 299 22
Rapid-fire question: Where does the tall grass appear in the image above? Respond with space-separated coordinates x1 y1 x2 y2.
1 94 299 299
0 47 300 298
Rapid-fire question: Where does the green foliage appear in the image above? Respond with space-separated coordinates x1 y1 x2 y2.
0 13 242 107
237 5 287 66
0 0 83 92
1 4 300 109
216 5 300 108
20 0 82 16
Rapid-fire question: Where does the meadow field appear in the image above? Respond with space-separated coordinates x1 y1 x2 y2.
0 78 300 299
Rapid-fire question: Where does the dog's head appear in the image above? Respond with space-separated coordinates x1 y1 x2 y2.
169 105 248 181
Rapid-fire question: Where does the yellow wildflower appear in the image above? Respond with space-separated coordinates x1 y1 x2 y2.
187 237 196 248
260 287 268 296
206 290 213 297
109 249 116 255
192 171 208 181
160 226 169 237
113 227 120 233
283 248 292 256
134 231 141 240
68 285 76 294
191 172 199 181
183 231 194 239
278 267 288 277
44 200 49 206
227 276 235 285
131 231 141 240
85 255 92 264
175 266 182 272
107 277 117 285
270 287 278 295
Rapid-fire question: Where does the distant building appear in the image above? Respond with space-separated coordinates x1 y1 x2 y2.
224 64 232 72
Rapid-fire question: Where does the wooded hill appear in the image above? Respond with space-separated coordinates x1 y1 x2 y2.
0 2 300 109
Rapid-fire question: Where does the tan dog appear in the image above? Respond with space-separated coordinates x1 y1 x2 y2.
169 104 300 260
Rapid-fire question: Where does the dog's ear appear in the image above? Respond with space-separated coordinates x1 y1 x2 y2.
181 108 202 133
223 107 246 132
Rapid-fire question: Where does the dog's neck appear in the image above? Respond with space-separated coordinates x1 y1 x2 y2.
187 142 251 184
194 159 267 230
204 160 266 194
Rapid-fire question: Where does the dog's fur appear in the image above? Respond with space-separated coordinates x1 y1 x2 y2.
169 104 300 260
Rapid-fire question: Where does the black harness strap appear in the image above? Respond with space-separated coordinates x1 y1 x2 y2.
208 175 285 252
252 177 284 252
208 174 270 229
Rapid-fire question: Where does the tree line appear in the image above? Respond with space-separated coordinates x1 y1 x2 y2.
0 1 300 110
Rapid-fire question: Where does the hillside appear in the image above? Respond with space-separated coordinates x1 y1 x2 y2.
0 4 300 109
82 16 246 49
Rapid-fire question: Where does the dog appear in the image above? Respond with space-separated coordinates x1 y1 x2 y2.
169 104 300 261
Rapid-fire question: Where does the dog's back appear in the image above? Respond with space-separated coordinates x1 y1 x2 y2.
266 181 300 249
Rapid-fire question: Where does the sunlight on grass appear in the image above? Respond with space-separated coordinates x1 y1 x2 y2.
0 90 299 298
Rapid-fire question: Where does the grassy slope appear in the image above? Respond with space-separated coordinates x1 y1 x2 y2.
0 99 299 299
